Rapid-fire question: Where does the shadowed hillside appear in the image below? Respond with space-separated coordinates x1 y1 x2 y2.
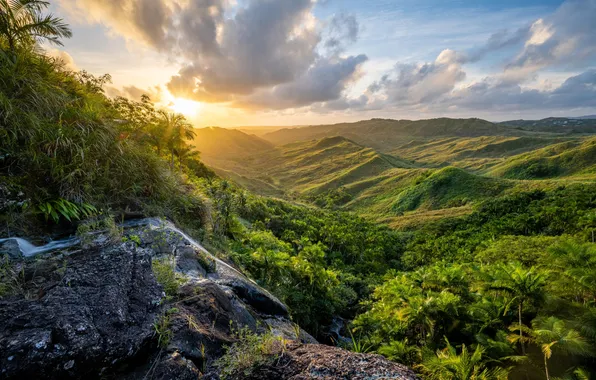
192 127 274 160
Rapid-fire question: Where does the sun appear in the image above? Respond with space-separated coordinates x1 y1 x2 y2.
170 98 202 117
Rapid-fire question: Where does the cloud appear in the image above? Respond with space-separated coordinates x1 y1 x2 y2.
506 0 596 74
351 0 596 115
105 85 166 103
323 13 359 54
242 54 368 109
62 0 365 111
367 49 466 107
167 0 320 102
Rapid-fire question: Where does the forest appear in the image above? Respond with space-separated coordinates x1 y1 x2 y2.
1 1 596 379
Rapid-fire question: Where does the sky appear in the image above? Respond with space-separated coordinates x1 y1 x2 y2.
50 0 596 127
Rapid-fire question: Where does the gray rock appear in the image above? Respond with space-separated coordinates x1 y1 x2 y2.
0 220 417 380
0 239 22 259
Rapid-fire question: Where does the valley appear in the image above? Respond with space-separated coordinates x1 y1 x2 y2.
195 118 596 229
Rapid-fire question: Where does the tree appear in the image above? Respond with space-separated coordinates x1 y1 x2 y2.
509 317 591 380
158 111 196 168
419 339 509 380
489 263 548 354
0 0 71 52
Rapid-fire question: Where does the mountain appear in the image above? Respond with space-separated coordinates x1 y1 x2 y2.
573 115 596 120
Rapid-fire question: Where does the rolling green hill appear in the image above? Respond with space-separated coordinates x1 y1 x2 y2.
195 120 596 229
209 136 415 195
262 118 531 150
388 136 571 171
488 137 596 179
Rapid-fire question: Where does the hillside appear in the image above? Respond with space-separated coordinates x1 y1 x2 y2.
499 117 596 134
192 127 274 161
488 137 596 179
388 136 571 171
262 118 531 150
209 136 415 196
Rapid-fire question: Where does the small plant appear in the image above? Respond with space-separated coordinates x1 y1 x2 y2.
0 257 26 298
292 323 302 342
76 214 120 244
200 343 207 374
214 326 281 379
348 329 373 354
37 199 97 223
128 234 142 246
152 257 184 298
153 308 178 348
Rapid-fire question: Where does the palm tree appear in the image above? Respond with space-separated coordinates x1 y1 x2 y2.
0 0 72 52
158 111 196 168
489 262 548 354
509 317 591 380
550 241 596 304
418 339 510 380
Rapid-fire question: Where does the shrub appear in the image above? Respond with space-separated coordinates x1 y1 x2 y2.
215 326 283 379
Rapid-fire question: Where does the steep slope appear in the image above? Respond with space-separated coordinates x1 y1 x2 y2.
192 127 274 161
262 118 528 150
488 137 596 179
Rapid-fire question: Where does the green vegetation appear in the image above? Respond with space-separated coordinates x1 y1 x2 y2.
391 167 510 213
489 138 596 179
3 5 596 379
152 257 184 298
0 1 211 235
215 326 283 379
153 308 178 348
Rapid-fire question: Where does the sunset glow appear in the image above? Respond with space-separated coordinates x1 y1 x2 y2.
169 98 202 117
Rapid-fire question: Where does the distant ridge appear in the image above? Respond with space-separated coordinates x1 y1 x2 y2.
262 118 521 149
499 117 596 134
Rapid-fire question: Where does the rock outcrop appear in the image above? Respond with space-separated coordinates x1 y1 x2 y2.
0 219 418 379
209 342 418 380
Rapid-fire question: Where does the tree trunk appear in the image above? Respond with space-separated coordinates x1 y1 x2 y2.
519 303 525 355
544 354 550 380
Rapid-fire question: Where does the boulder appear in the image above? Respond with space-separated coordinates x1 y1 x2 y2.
0 219 417 380
205 342 419 380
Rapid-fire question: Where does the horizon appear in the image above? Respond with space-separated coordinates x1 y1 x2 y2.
204 114 596 130
50 0 596 127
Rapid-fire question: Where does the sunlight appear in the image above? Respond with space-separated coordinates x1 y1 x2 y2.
170 98 202 117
